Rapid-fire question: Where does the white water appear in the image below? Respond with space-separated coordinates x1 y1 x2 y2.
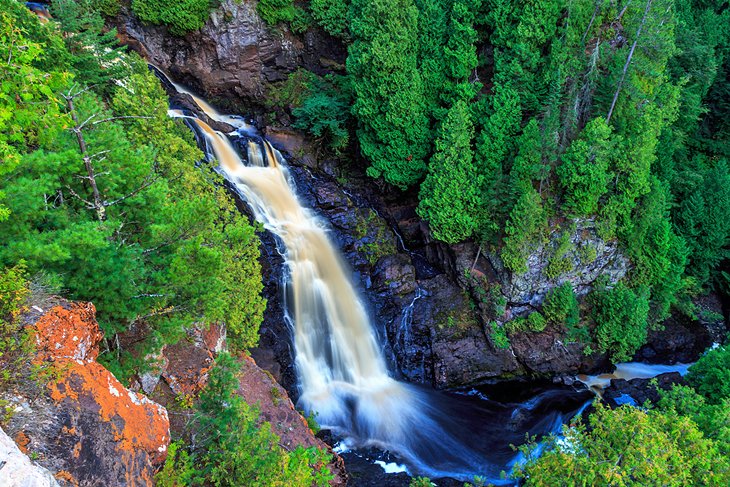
163 83 607 482
175 95 499 479
577 362 691 394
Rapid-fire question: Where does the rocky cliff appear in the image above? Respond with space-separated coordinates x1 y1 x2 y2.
116 0 344 109
1 300 170 486
117 1 727 393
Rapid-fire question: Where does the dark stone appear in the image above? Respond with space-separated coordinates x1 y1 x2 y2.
603 372 686 408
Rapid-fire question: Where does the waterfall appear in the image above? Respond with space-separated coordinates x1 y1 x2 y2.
161 75 594 483
171 97 494 480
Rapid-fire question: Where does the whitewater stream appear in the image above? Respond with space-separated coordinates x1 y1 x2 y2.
157 72 692 483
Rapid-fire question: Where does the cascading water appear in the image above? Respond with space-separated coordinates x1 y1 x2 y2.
160 72 594 482
180 103 496 481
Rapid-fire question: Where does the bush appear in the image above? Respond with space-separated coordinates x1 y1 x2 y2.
310 0 349 38
195 353 333 486
489 322 510 349
292 75 351 153
132 0 219 36
686 346 730 405
258 0 295 24
542 282 579 329
590 282 650 362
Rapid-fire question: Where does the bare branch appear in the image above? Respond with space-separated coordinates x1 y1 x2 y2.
607 0 653 124
103 176 160 208
91 115 154 126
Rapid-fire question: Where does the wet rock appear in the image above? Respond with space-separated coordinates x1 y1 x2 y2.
0 426 60 487
509 328 603 376
3 301 170 486
421 276 523 388
372 254 417 297
265 126 317 167
602 372 686 408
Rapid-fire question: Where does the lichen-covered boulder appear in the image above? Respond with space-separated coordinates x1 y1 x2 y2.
4 301 170 487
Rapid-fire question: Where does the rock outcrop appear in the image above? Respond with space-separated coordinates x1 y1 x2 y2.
2 301 170 486
117 0 345 107
127 321 347 486
0 426 60 487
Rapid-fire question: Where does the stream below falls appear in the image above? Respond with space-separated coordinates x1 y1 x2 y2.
156 70 691 484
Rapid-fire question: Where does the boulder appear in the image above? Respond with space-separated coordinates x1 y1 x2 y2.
3 301 170 487
0 426 60 487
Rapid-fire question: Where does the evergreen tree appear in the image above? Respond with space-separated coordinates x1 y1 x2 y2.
557 117 612 216
348 0 430 189
417 100 481 243
501 184 546 274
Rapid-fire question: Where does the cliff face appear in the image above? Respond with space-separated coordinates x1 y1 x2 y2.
117 0 344 107
2 301 170 486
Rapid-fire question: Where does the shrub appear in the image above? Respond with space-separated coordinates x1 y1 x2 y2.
590 282 650 362
542 282 579 329
310 0 349 38
489 322 510 349
132 0 220 36
686 346 730 405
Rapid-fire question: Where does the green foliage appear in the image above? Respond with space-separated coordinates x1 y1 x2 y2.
0 265 31 390
195 353 333 487
501 184 546 274
506 312 546 334
90 0 121 16
257 0 297 26
132 0 220 36
673 160 730 285
348 0 430 189
310 0 349 38
292 75 352 153
589 282 650 362
686 346 730 406
544 227 574 279
0 7 265 379
557 118 612 216
658 385 730 456
475 84 522 240
155 440 195 487
514 403 730 486
542 282 579 330
488 321 510 349
409 477 432 487
418 100 481 243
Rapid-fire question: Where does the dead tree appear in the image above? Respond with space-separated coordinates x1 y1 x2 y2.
606 0 653 124
61 85 154 222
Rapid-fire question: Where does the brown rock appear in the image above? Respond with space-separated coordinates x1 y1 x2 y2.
237 355 347 486
4 301 170 487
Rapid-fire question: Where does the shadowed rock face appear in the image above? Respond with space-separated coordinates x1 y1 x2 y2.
118 0 301 103
3 301 170 487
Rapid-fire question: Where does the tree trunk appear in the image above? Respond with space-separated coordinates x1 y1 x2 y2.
606 0 653 124
66 96 106 222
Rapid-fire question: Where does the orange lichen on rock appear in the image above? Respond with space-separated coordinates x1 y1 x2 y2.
14 430 30 454
33 302 103 363
29 302 170 485
47 361 169 463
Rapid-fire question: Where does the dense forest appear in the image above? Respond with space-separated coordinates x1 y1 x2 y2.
1 0 730 485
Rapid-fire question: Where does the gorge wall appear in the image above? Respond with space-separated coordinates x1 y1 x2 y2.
118 1 726 395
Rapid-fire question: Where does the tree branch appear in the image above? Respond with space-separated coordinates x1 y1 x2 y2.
606 0 653 124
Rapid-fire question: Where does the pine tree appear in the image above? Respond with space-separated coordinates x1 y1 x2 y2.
417 100 481 243
348 0 430 189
